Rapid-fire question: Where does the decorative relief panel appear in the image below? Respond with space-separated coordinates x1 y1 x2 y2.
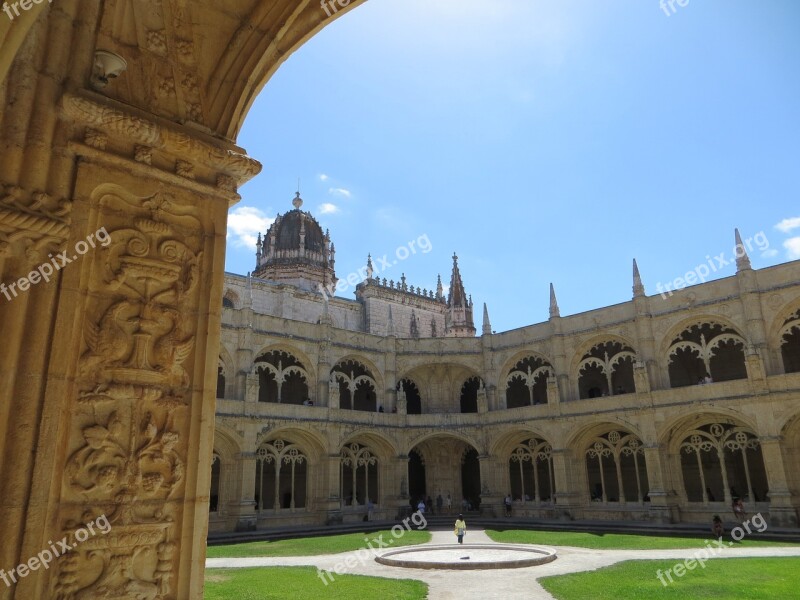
54 185 204 599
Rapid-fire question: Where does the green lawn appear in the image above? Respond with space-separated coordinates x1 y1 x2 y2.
486 529 800 550
205 567 427 600
207 529 431 558
540 557 800 600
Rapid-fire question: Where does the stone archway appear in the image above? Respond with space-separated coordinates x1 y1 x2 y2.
408 435 482 513
0 3 369 598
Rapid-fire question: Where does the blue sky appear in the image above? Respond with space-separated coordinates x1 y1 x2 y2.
227 0 800 333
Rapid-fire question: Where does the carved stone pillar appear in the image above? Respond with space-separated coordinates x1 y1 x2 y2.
476 383 488 413
546 375 560 405
0 89 260 599
328 378 340 409
245 372 260 404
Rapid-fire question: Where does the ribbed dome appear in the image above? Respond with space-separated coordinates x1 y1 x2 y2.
253 192 337 293
273 210 325 252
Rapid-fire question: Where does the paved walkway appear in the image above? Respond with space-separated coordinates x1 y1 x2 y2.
206 528 800 599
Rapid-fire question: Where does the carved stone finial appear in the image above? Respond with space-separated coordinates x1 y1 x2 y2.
549 283 561 318
633 258 645 298
292 191 303 209
735 228 751 271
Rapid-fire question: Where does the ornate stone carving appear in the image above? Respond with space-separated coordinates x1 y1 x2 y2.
0 183 71 261
79 190 200 388
61 93 261 184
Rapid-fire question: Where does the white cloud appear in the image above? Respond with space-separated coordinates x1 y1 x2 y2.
319 173 329 181
227 206 273 250
785 237 800 260
761 248 779 258
776 217 800 233
318 203 340 215
329 187 352 198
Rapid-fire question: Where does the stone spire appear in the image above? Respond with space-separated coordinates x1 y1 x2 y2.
735 228 752 271
549 283 560 318
366 254 374 280
633 258 645 298
482 303 492 335
445 252 475 337
436 274 444 301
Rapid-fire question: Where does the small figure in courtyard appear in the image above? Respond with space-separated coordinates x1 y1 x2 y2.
504 494 513 517
378 405 384 412
426 495 433 515
436 494 443 514
417 498 426 514
446 494 452 513
454 514 467 544
712 515 724 538
703 373 713 384
732 498 746 523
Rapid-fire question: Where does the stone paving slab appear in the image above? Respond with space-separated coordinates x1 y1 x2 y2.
206 529 800 600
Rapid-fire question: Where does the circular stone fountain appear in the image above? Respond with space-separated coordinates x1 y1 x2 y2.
375 544 557 570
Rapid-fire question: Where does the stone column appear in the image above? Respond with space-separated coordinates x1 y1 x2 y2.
245 372 260 404
322 453 343 524
390 456 412 519
478 455 502 517
551 448 582 519
759 437 798 527
230 452 258 531
643 446 680 524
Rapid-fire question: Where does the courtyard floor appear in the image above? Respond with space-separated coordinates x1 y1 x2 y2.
206 528 800 599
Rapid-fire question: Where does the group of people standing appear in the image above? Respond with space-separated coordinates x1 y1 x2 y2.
415 493 453 515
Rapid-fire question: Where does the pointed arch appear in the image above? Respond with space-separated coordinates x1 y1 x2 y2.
254 349 312 405
331 358 381 412
504 355 554 408
664 320 748 387
573 338 637 399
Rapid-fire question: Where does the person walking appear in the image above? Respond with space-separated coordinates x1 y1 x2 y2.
436 494 444 515
417 498 426 514
446 493 452 514
454 514 467 544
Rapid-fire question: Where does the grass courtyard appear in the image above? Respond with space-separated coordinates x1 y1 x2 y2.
204 529 800 599
485 529 800 550
205 566 428 600
540 557 800 600
206 528 431 558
